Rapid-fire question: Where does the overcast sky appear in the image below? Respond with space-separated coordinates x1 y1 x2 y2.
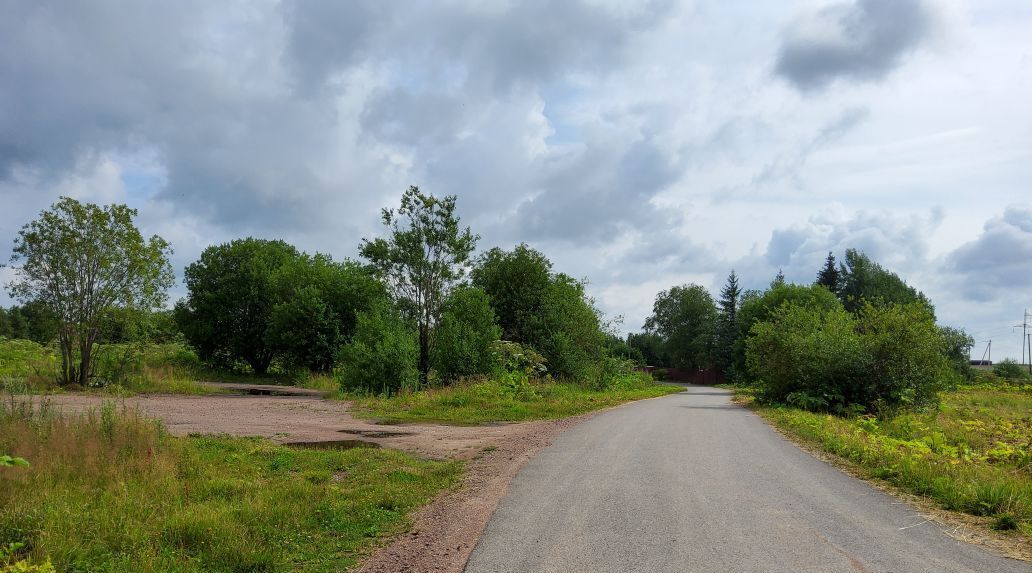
2 0 1030 360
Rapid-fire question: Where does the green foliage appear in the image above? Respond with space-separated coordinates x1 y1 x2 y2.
731 283 842 381
176 238 300 374
747 302 954 413
751 386 1031 537
626 332 666 367
713 270 741 371
472 245 605 380
603 334 644 365
838 248 933 316
644 284 717 369
530 275 605 380
0 456 29 468
0 401 460 572
0 303 57 344
938 326 975 382
994 359 1031 381
491 340 548 378
360 187 479 386
815 251 840 295
337 301 419 394
432 287 501 382
471 244 553 342
267 255 386 373
6 197 174 386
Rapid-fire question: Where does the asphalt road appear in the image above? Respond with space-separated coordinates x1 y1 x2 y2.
465 386 1029 573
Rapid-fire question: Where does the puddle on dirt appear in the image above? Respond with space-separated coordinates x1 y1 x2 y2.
284 439 380 450
245 388 303 397
338 429 414 438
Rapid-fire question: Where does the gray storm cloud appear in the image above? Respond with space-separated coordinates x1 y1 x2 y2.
775 0 935 91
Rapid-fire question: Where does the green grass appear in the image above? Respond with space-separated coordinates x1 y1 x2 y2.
0 398 461 572
347 374 682 425
737 384 1031 539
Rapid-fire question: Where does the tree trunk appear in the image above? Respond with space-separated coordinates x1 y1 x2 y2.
58 329 75 386
418 322 430 388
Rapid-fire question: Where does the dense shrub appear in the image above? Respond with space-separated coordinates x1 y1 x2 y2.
747 302 954 413
993 359 1031 381
337 301 419 394
432 287 501 382
731 283 842 380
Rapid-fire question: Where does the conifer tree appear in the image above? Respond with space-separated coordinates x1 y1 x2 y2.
714 270 741 371
816 251 840 295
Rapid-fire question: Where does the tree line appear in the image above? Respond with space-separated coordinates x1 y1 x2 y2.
628 250 976 413
4 189 621 392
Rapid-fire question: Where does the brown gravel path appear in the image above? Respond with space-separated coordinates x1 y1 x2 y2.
41 392 529 460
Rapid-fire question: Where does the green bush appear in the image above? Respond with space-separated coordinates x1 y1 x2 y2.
993 359 1031 381
432 287 501 382
337 301 419 394
747 302 954 413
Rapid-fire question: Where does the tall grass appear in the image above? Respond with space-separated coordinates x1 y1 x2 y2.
0 339 212 395
0 396 461 572
750 386 1031 538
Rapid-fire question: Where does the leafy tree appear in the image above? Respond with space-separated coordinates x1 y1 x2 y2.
470 244 552 342
627 332 666 366
432 286 501 381
772 269 786 287
267 255 385 372
360 187 478 386
472 244 605 380
713 270 741 371
6 197 173 386
838 248 932 316
816 251 840 295
644 284 717 370
604 334 644 365
175 238 300 374
337 300 419 394
938 326 975 382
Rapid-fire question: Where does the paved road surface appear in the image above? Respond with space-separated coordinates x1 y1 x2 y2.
465 386 1028 573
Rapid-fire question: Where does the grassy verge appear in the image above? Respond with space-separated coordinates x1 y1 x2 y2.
733 384 1030 540
348 375 682 425
0 398 461 572
0 339 215 395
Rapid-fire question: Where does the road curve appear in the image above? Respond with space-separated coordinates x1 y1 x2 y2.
465 386 1028 573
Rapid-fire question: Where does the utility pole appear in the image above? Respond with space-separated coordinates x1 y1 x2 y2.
1018 309 1030 367
979 339 992 366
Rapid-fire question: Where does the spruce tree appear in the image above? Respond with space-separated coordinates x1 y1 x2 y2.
714 270 741 371
816 251 840 295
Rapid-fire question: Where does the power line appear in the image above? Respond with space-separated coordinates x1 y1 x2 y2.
1016 309 1031 371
